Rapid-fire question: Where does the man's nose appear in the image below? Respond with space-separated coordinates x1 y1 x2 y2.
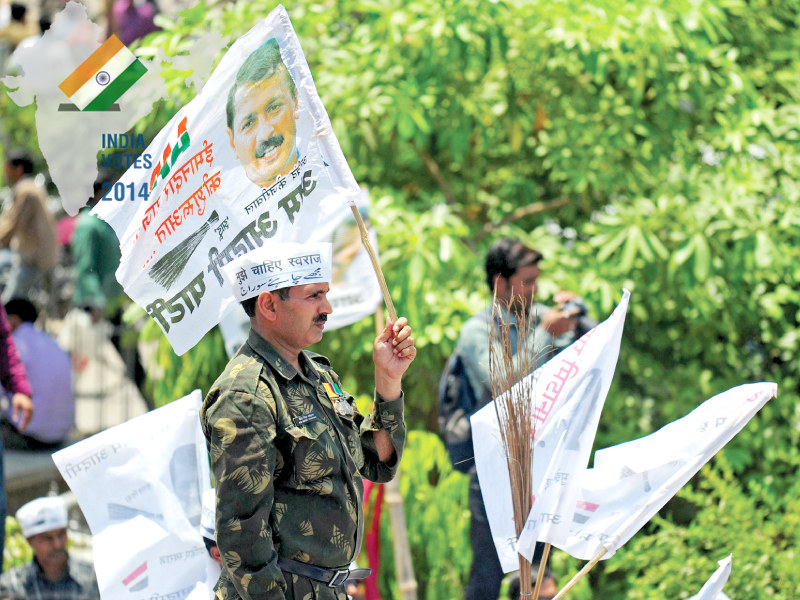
256 115 275 141
321 297 333 314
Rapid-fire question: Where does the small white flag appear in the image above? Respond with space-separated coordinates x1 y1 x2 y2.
472 290 630 572
688 555 733 600
53 391 212 600
555 382 776 561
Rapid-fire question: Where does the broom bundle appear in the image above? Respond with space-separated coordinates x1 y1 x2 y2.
488 292 542 600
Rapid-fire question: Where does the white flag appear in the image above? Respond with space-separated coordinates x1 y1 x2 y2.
688 555 733 600
471 290 630 572
94 5 359 355
53 391 212 600
556 382 776 560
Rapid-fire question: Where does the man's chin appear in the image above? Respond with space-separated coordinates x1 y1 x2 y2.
250 155 297 188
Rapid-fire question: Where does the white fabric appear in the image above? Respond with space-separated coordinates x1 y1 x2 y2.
16 496 68 538
53 391 212 600
472 290 630 572
688 555 733 600
92 5 360 355
555 382 776 560
201 488 215 541
221 242 332 301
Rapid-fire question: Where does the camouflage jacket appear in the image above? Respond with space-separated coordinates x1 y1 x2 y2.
201 329 406 600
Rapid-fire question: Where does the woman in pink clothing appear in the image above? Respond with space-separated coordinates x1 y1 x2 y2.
0 297 32 573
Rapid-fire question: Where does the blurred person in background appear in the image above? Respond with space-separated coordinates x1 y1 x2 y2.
71 169 147 402
0 496 100 598
507 565 558 600
0 149 58 301
445 238 596 600
0 296 32 570
0 4 33 49
71 170 123 320
0 298 72 451
112 0 160 46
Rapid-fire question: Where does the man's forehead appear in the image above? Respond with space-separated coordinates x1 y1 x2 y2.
291 282 329 296
31 528 67 540
234 71 293 110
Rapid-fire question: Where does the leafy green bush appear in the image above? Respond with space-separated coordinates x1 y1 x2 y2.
373 431 471 600
4 517 32 572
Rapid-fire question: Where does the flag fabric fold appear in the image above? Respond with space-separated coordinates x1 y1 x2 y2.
689 555 733 600
556 382 776 561
471 289 630 572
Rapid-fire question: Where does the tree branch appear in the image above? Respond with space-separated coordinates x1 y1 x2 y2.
482 196 569 234
418 148 456 205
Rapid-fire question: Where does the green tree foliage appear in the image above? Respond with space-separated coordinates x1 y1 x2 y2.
39 0 800 596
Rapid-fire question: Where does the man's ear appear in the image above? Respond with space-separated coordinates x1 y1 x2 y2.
255 291 280 322
493 275 508 299
226 126 238 159
210 546 222 562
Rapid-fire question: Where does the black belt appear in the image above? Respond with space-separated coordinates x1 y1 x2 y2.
278 558 372 588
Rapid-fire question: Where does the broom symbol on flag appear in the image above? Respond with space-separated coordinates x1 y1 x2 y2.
58 35 147 111
148 211 219 290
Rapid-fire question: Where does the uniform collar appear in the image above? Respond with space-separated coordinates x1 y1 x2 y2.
246 328 330 384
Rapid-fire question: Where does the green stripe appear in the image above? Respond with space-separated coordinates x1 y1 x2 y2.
84 60 147 112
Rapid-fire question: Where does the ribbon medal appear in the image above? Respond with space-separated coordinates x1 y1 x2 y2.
323 382 354 417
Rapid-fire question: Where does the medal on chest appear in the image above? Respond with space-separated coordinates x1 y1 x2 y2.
323 382 354 417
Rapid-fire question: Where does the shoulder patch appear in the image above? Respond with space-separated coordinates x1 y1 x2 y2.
305 351 332 368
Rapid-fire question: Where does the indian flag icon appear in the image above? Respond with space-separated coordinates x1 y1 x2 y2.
59 35 147 111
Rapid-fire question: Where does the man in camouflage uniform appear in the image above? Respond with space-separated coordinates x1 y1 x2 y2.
201 242 416 600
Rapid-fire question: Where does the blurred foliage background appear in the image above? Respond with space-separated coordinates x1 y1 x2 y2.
5 0 800 597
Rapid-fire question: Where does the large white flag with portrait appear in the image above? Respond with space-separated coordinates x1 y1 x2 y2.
94 5 359 355
556 383 775 561
472 290 629 572
53 391 212 600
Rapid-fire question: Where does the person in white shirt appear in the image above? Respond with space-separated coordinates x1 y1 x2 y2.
0 298 73 450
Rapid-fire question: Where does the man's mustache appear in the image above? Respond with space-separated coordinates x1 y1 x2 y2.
255 135 285 159
313 314 328 324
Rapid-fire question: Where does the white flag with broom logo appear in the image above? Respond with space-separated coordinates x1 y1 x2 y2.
94 5 359 355
472 289 630 572
555 383 775 561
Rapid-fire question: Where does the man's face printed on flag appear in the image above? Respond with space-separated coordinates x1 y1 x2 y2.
226 39 299 189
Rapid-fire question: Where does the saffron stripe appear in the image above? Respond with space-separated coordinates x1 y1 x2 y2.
575 500 599 512
84 59 147 112
59 35 125 97
70 46 136 110
122 561 147 586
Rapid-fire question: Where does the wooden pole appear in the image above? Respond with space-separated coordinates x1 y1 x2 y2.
532 543 552 600
550 548 607 600
384 475 418 600
351 205 397 321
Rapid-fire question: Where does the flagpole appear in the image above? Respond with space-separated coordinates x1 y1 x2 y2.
550 548 607 600
532 543 552 600
352 205 397 321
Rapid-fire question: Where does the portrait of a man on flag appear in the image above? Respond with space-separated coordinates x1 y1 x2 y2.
225 38 300 189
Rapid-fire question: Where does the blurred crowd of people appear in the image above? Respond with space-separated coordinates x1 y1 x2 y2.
0 0 161 77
